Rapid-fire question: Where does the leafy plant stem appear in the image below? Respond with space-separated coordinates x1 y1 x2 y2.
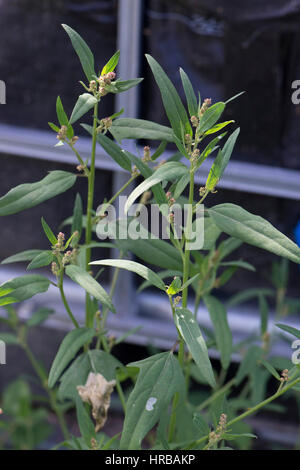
85 102 99 326
58 272 79 328
68 141 87 171
196 378 236 412
189 375 300 449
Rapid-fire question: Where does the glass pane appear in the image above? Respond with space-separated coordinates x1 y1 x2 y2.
142 0 300 170
0 0 118 131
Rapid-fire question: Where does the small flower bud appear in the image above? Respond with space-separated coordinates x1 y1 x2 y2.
106 71 116 81
199 98 212 116
184 133 192 144
76 164 85 172
191 115 199 127
142 145 151 162
51 262 59 276
99 87 108 97
57 125 68 141
71 136 79 145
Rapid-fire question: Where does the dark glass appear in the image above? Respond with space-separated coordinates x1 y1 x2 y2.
141 0 300 170
0 0 118 131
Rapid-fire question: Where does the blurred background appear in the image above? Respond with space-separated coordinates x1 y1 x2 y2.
1 0 300 449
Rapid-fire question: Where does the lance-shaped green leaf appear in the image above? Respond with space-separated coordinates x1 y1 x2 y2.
56 96 69 127
27 251 54 270
209 203 300 264
110 118 174 143
203 295 232 370
196 133 226 169
71 193 83 245
259 359 281 380
1 250 44 265
59 350 122 400
81 125 131 172
120 352 185 449
0 171 77 216
204 120 234 136
76 395 96 447
70 93 98 124
65 265 115 313
62 24 95 81
101 50 120 75
276 323 300 340
48 327 95 388
107 78 143 94
56 96 73 140
41 217 57 245
27 307 55 328
175 308 216 388
90 259 166 291
179 68 198 117
124 161 188 214
146 55 192 139
0 275 50 306
220 260 256 271
206 128 240 191
197 102 225 135
116 222 182 271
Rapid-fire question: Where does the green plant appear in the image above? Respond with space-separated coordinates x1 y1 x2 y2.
1 24 300 450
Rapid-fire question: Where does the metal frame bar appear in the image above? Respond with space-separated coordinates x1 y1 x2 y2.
1 122 300 200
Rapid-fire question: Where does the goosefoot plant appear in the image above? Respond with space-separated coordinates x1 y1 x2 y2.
1 25 300 450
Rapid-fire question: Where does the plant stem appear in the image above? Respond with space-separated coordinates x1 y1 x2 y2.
59 273 79 328
182 170 194 308
196 378 236 412
68 141 87 171
85 102 99 326
22 342 69 440
188 375 300 449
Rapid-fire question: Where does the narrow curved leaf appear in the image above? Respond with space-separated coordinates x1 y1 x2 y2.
62 24 95 81
1 250 43 265
101 50 120 75
276 323 300 340
48 327 95 388
70 93 97 124
197 102 225 135
27 307 55 327
27 251 54 270
206 128 240 191
180 68 198 117
110 118 174 143
41 217 57 245
125 162 187 214
146 55 192 139
90 259 166 291
209 203 300 264
0 275 50 306
175 307 216 388
203 295 232 370
0 171 77 216
66 265 115 313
